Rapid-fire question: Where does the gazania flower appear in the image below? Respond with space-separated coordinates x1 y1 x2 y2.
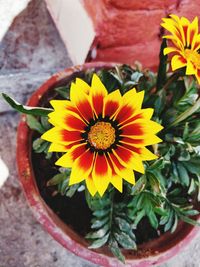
161 14 200 84
42 74 163 196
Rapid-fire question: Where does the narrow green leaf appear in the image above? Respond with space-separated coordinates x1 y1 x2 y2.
88 233 109 249
177 163 190 187
55 86 69 98
47 173 67 186
164 210 174 232
147 211 159 229
41 116 51 130
2 93 53 116
171 214 178 233
114 232 137 250
109 239 125 263
91 217 109 229
93 209 110 218
66 184 80 198
86 225 109 239
26 115 45 134
115 217 132 234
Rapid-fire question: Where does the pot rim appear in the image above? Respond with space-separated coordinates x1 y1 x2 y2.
17 62 200 267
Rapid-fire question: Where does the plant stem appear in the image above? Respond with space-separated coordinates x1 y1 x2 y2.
163 72 180 91
168 97 200 128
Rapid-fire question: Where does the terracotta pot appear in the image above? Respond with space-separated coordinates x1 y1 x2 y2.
17 62 200 267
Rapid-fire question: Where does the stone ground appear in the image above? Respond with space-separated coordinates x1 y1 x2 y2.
0 1 200 267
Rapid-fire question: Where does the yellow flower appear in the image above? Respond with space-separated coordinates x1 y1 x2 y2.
42 74 163 196
161 14 200 84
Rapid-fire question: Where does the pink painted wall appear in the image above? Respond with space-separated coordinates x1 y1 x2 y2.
83 0 200 71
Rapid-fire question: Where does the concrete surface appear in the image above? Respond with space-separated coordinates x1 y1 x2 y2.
0 1 200 267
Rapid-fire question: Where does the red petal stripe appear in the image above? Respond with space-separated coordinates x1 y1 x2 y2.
109 152 126 172
120 143 141 154
120 113 143 126
61 130 82 142
92 94 104 116
113 145 132 164
104 100 120 118
121 137 144 146
115 104 135 123
65 113 86 131
77 149 94 171
71 144 87 161
121 123 144 136
76 98 94 122
94 154 109 176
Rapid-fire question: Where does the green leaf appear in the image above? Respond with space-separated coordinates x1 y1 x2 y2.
91 217 109 229
55 86 69 98
115 217 132 234
26 115 45 134
33 140 49 153
93 209 110 218
179 215 200 226
41 116 51 130
88 233 109 249
109 239 125 263
171 214 178 233
147 210 159 229
86 225 109 239
177 163 190 187
131 175 146 195
133 210 146 227
156 38 167 90
114 232 137 250
2 93 53 116
47 173 67 186
65 184 80 198
164 210 174 232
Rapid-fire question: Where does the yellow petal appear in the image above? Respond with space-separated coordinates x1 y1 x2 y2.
163 47 179 55
48 143 67 152
110 175 123 193
69 149 95 185
55 143 86 168
48 110 86 132
70 82 94 122
90 74 108 117
91 74 107 96
50 100 72 111
171 55 187 71
75 78 91 95
139 147 158 160
186 60 196 75
103 89 122 118
85 177 97 196
112 146 145 174
108 153 136 184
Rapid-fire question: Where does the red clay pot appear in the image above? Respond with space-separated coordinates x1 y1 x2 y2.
17 62 200 267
